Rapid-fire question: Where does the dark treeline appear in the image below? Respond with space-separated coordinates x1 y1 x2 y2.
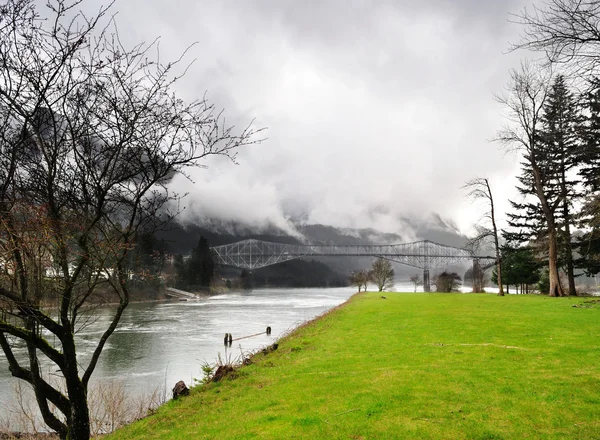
251 259 348 288
160 225 350 289
491 246 542 294
173 237 215 291
124 229 348 290
124 231 169 293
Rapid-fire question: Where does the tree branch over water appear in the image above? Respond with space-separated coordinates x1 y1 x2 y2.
0 1 263 438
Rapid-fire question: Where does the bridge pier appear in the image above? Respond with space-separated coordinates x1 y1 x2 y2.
423 269 431 292
472 259 483 293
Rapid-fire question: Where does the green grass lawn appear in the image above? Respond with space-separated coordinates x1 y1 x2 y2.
109 293 600 439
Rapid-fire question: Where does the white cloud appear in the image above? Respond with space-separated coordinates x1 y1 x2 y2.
95 0 538 240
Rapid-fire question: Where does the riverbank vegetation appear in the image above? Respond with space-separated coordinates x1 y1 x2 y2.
349 258 395 292
110 292 600 439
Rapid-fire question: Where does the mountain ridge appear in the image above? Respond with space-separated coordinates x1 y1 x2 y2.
160 212 469 254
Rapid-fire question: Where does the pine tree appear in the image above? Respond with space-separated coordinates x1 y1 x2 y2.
198 237 215 288
541 75 582 295
187 236 215 289
503 74 581 295
173 254 187 288
576 78 600 276
492 244 542 293
505 162 552 245
579 81 600 190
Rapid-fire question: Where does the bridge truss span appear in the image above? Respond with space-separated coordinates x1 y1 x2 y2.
211 239 494 271
211 239 496 293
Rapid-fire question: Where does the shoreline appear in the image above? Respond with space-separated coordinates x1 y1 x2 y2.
1 287 357 438
108 293 600 439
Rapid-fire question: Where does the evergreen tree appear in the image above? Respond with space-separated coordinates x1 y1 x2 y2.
502 73 581 295
125 232 168 288
187 236 215 289
199 237 215 288
505 163 551 245
541 75 581 295
173 254 187 288
576 79 600 277
492 245 542 293
579 79 600 191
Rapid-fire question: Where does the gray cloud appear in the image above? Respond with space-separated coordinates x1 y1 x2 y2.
88 0 535 238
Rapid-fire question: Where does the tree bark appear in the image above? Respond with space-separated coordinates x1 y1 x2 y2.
547 228 565 296
530 155 565 296
560 163 577 295
485 179 504 296
63 333 91 440
67 394 91 440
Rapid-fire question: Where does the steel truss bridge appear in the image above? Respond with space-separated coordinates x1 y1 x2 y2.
211 239 496 292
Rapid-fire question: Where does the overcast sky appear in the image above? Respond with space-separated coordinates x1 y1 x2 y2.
103 0 538 238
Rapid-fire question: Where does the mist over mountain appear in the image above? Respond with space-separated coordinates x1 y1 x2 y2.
157 211 472 284
160 211 468 252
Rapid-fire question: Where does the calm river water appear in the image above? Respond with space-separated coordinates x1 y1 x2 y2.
0 287 357 426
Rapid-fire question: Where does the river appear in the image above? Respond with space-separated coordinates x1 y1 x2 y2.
0 287 357 429
0 282 504 430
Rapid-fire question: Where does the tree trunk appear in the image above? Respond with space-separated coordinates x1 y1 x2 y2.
67 392 91 440
559 155 577 296
478 178 504 296
562 199 577 296
530 161 565 297
63 334 91 440
547 228 565 297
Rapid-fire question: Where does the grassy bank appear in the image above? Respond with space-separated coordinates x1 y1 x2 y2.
110 293 600 439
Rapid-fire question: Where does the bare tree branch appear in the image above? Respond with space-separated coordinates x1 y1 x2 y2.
0 1 263 437
510 0 600 81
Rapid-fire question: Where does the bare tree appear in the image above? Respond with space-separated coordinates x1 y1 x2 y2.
511 0 600 80
358 269 370 292
463 177 504 295
409 274 422 292
0 1 261 439
350 269 370 292
349 271 362 292
370 258 394 292
495 62 565 296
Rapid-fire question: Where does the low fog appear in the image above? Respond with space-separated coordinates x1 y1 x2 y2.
109 0 534 239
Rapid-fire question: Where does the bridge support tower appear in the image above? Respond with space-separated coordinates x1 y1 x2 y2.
423 269 431 292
